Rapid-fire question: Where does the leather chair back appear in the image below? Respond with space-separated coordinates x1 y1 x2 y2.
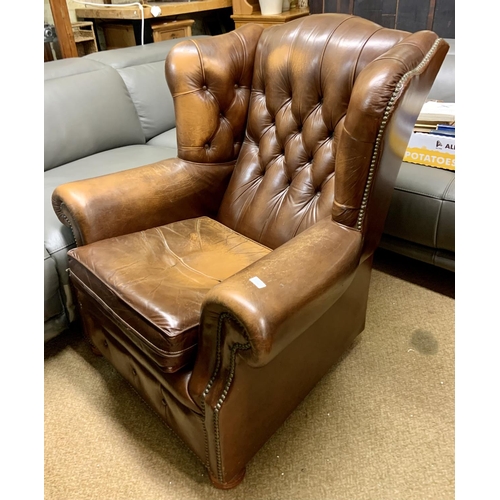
167 15 448 252
218 15 446 250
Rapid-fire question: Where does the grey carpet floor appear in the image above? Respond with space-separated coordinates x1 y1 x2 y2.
44 249 455 500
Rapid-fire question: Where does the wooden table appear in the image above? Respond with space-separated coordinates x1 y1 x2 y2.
231 7 309 29
75 0 233 21
76 0 234 48
151 19 195 42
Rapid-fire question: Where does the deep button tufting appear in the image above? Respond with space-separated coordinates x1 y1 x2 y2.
204 143 210 150
161 398 167 406
202 85 207 90
234 83 239 88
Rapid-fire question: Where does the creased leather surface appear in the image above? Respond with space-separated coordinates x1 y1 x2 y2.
217 16 445 250
334 31 443 228
52 158 235 246
68 217 270 372
194 218 361 373
166 25 263 164
217 16 409 248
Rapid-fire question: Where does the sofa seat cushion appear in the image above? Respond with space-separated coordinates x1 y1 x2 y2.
67 217 271 373
383 162 455 251
147 128 178 149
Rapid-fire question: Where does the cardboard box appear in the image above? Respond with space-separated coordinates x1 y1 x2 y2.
404 132 455 171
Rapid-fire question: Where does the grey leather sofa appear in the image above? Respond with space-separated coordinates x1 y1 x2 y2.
380 39 455 272
44 37 203 342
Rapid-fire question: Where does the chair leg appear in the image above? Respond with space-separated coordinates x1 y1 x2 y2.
80 322 102 357
88 341 103 357
208 467 246 489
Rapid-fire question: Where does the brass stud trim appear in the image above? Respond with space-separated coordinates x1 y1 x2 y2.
355 38 443 231
201 312 251 482
213 341 250 483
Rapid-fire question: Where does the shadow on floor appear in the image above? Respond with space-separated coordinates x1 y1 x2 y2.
373 248 455 299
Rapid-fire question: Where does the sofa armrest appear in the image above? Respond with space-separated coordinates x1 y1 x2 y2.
188 218 362 403
52 158 234 246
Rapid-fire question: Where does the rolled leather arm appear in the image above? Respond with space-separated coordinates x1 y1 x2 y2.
197 218 363 371
52 158 235 246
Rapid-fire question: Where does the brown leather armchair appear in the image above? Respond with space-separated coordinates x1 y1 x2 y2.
52 14 448 489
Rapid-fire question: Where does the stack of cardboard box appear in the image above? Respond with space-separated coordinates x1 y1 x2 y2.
405 101 455 171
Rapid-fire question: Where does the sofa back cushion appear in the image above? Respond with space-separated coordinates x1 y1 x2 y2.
85 37 208 141
44 58 145 171
117 61 176 141
85 37 202 68
427 39 454 102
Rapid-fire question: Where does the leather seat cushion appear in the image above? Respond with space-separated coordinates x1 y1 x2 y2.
68 216 271 372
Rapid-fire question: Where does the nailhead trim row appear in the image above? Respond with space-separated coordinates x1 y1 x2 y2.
58 207 78 246
355 38 443 230
201 312 251 483
213 341 251 483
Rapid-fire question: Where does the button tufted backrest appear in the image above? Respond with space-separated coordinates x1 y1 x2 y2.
165 14 448 252
217 14 446 250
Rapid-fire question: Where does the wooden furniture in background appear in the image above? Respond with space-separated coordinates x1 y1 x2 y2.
44 43 55 62
151 19 195 42
76 0 233 48
101 23 137 49
75 0 233 21
232 0 260 15
72 22 98 56
48 0 78 58
231 0 299 15
231 7 309 29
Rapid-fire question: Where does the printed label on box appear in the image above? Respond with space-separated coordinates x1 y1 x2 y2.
404 132 455 171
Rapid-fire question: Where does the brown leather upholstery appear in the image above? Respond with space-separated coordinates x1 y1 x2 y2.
166 24 263 164
52 14 448 489
218 16 412 248
69 217 270 372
